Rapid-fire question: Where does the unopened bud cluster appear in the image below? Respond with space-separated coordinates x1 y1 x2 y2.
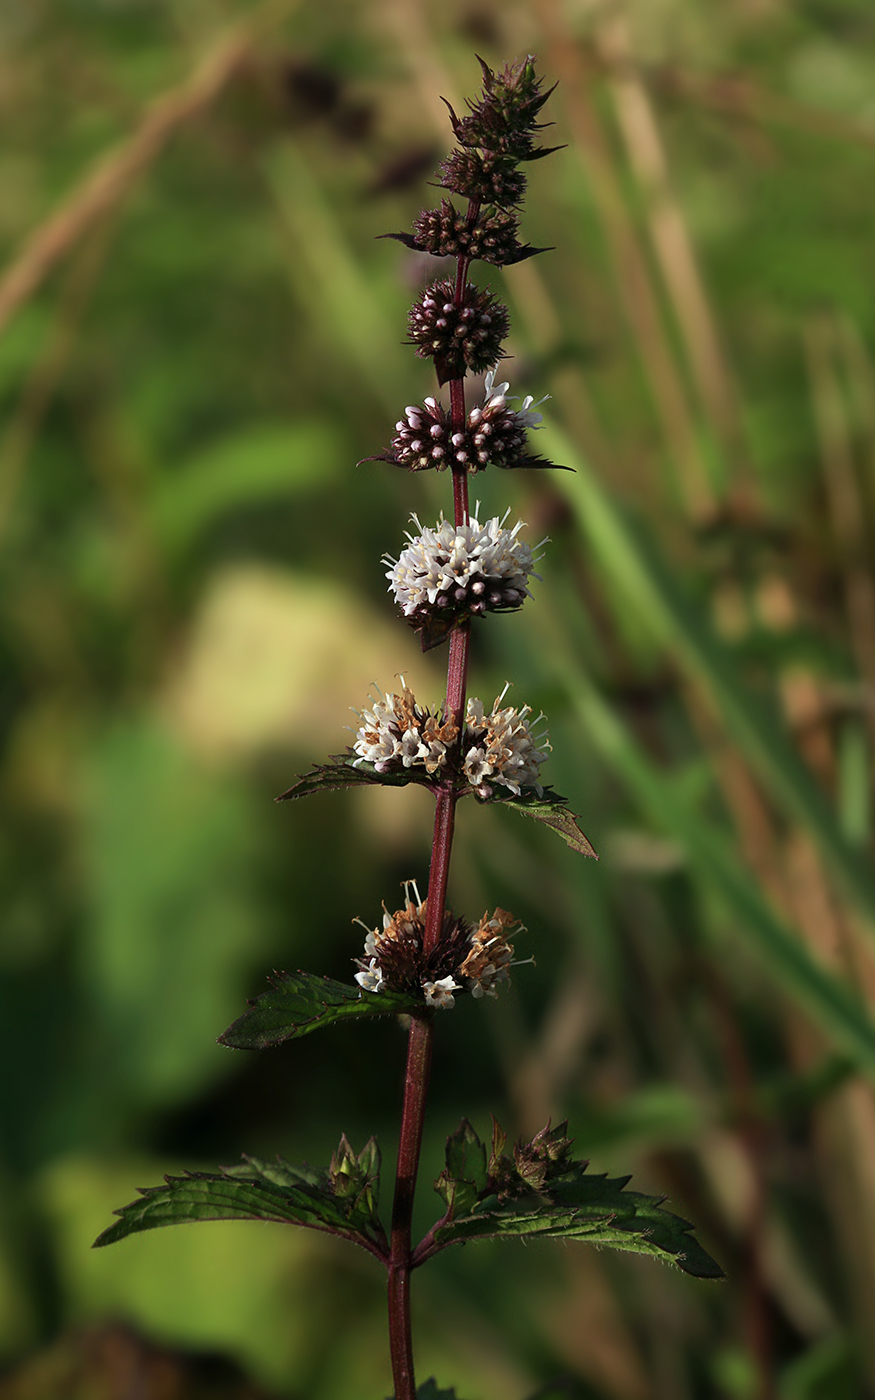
437 149 527 207
407 279 509 384
354 882 525 1008
369 369 552 475
443 55 558 162
412 200 521 266
375 56 557 393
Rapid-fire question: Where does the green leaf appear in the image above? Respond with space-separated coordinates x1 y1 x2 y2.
94 1138 387 1259
420 1121 722 1280
276 760 430 802
218 971 424 1050
492 788 598 858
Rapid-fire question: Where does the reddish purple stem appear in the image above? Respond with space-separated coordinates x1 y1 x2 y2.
387 223 476 1399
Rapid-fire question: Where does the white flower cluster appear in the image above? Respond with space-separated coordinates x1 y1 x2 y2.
462 685 551 798
352 880 462 1008
385 507 544 620
351 683 551 798
353 884 525 1008
351 684 457 775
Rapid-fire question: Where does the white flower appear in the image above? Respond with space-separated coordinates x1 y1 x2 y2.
422 976 460 1009
355 958 386 993
516 392 550 430
483 366 549 428
483 366 511 406
462 684 551 797
385 506 544 621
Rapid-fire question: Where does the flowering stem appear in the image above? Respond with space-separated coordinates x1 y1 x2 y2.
386 227 478 1398
387 497 470 1398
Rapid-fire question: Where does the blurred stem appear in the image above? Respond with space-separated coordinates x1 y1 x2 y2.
388 1014 434 1400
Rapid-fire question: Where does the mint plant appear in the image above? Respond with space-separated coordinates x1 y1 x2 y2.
95 57 721 1399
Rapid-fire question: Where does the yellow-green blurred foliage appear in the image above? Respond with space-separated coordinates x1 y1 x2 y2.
2 1 875 1397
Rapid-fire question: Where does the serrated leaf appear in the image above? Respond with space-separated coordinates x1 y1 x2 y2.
218 971 424 1049
492 788 598 859
420 1121 721 1280
276 759 429 802
94 1142 388 1260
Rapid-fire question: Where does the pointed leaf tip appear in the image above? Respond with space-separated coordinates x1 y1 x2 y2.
492 789 598 858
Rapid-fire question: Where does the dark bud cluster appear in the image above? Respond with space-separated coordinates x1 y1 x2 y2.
442 56 559 164
363 390 555 475
407 279 509 385
513 1121 575 1190
436 149 527 208
385 199 546 268
380 396 453 473
467 392 543 471
487 1120 577 1200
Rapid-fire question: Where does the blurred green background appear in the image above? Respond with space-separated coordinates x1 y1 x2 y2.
2 0 875 1396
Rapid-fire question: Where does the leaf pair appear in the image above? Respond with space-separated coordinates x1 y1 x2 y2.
277 759 597 860
95 1119 722 1281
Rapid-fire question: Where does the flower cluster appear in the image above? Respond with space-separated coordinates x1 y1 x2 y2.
457 907 521 998
385 506 545 640
463 685 550 798
351 685 457 775
351 682 551 799
365 367 554 474
466 367 551 470
353 882 525 1007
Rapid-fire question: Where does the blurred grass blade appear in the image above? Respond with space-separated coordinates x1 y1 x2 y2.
568 669 875 1079
545 424 875 932
152 421 345 554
